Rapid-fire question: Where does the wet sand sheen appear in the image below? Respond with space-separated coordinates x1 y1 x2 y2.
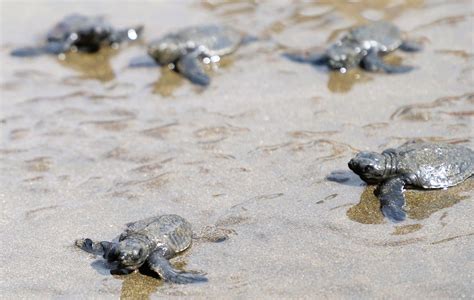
347 178 473 224
0 0 473 298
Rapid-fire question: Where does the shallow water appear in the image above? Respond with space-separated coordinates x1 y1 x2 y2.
347 178 474 224
1 0 473 298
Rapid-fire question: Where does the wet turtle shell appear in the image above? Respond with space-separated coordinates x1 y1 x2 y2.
76 214 206 283
46 14 114 52
11 14 142 56
284 21 421 73
145 24 244 86
348 21 403 53
348 142 473 222
382 142 474 188
122 214 193 253
148 24 243 65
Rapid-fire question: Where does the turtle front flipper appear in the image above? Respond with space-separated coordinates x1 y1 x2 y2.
13 41 71 56
176 51 210 86
361 49 414 73
283 52 328 65
376 177 407 222
147 251 208 284
11 46 48 57
75 238 114 256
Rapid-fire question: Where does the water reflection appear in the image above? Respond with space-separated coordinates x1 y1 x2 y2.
57 48 117 82
151 56 234 96
347 178 473 224
116 271 162 300
152 67 185 97
326 53 408 93
327 68 372 93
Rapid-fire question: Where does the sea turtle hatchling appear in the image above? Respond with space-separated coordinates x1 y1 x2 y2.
348 142 474 222
132 24 246 86
11 14 143 57
285 21 422 73
75 214 207 284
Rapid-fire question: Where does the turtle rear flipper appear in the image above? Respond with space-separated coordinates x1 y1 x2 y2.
148 251 208 284
361 49 414 73
376 177 407 222
241 34 258 46
176 50 210 86
399 40 423 52
283 52 328 65
128 55 158 68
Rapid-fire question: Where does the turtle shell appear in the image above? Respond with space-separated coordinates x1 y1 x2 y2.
349 21 402 53
390 142 474 188
128 214 193 253
156 24 242 57
47 14 113 43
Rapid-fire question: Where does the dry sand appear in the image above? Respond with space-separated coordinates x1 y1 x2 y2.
0 0 473 298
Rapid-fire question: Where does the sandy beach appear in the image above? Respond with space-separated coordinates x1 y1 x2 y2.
1 0 473 298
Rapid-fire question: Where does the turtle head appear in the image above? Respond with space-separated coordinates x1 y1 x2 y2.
326 38 364 71
148 37 182 65
112 239 149 270
348 151 386 183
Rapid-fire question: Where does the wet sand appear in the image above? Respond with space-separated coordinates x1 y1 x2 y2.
1 0 473 298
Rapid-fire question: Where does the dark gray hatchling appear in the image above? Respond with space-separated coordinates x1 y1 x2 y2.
11 14 143 57
285 21 422 73
75 214 207 284
131 24 246 86
348 142 474 222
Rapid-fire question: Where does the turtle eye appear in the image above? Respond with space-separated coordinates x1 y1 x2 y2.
364 165 374 173
84 238 93 249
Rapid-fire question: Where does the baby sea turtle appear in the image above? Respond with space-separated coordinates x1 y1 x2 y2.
285 21 422 73
75 214 207 284
348 142 474 222
132 24 245 86
11 14 143 57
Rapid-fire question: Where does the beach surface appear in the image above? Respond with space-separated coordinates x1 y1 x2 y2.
1 0 473 298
